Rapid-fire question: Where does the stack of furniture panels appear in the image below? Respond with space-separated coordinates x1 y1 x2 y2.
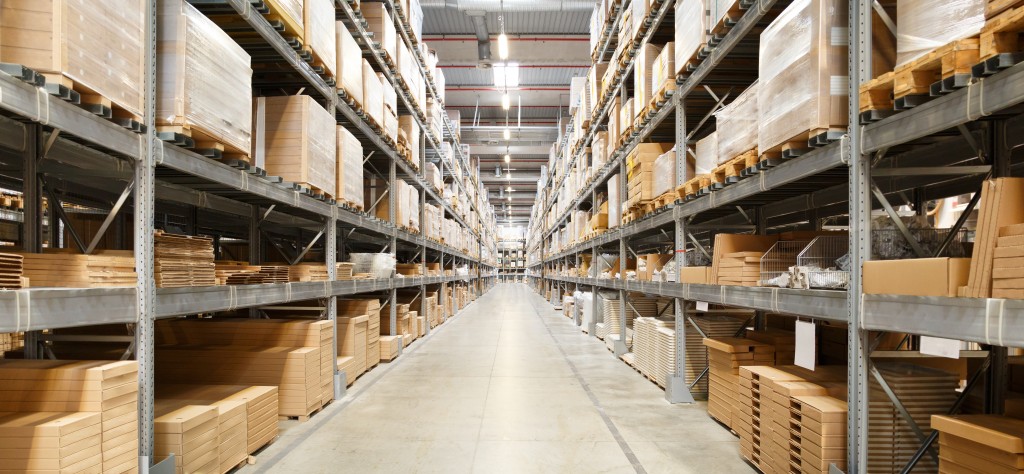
0 252 24 288
379 335 402 361
257 265 290 283
718 251 764 286
0 360 139 472
19 251 137 288
336 315 368 384
288 263 329 282
0 411 103 472
336 262 355 280
993 223 1024 298
156 384 279 461
687 314 748 393
703 337 776 430
154 403 219 473
932 414 1024 474
338 299 382 370
792 395 848 474
154 232 216 288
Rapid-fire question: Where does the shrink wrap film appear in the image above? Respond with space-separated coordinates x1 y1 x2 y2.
715 81 758 165
267 0 304 37
406 183 420 231
399 115 420 159
383 108 398 144
570 77 587 113
362 60 384 127
406 0 424 41
758 0 848 154
619 98 634 139
255 95 336 195
336 22 363 106
159 0 252 156
634 43 663 114
675 0 706 74
1 0 146 118
652 42 675 98
378 73 398 114
361 2 397 61
304 0 336 77
632 0 652 40
435 68 446 104
446 110 461 139
896 0 984 66
593 132 608 171
589 63 609 114
696 132 718 175
397 40 417 89
337 125 364 209
652 149 677 197
709 0 738 33
425 163 443 193
609 173 621 229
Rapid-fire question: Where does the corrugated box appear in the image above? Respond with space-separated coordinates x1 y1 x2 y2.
361 2 397 61
337 125 364 209
336 21 363 106
863 258 971 297
304 0 336 77
362 60 384 127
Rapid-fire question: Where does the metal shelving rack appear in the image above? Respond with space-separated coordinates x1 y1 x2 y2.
527 0 1024 472
0 0 496 470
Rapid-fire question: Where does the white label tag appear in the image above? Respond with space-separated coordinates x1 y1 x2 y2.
696 301 709 312
920 336 961 359
795 321 816 370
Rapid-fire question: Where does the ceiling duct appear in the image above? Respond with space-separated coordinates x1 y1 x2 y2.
466 11 492 67
421 0 597 11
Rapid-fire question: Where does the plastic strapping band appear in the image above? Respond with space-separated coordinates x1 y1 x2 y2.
323 281 330 299
771 288 780 313
759 172 767 192
24 290 30 332
285 283 293 303
720 285 726 303
967 78 991 121
198 191 208 209
14 290 21 333
35 88 49 125
293 191 301 207
226 286 236 312
154 139 164 164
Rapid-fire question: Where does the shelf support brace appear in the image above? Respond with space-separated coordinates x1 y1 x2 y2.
870 366 939 465
86 179 135 255
870 181 927 258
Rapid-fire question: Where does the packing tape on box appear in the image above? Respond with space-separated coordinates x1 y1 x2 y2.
985 297 1006 347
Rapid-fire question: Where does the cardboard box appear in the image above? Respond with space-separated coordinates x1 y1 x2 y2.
863 258 970 297
254 96 337 195
678 266 712 284
336 21 363 106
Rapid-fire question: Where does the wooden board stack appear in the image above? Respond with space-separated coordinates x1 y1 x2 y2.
336 315 368 384
703 337 776 430
154 232 216 288
0 360 139 473
993 223 1024 298
746 328 797 368
288 263 329 282
155 319 334 418
0 252 24 289
18 251 137 288
336 262 355 280
868 363 959 473
338 299 381 370
0 331 23 356
963 178 1024 297
792 396 848 474
932 414 1024 474
154 403 219 474
156 384 279 461
379 335 402 361
718 251 764 286
0 411 103 472
381 303 410 336
687 314 749 393
257 265 290 284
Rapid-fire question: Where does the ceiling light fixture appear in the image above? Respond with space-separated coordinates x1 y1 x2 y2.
503 127 511 140
501 92 510 110
498 34 509 60
504 154 510 163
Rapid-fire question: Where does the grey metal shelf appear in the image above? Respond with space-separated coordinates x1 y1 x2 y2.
862 295 1024 348
0 275 480 333
541 275 848 322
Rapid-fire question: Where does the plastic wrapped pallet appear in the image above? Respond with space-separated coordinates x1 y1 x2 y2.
896 0 984 66
696 132 718 175
407 184 420 231
652 148 677 197
404 0 424 41
1 0 145 118
383 108 398 144
304 0 336 77
593 132 608 171
158 0 252 157
362 60 384 127
709 0 739 35
758 0 848 155
336 21 363 107
361 2 397 61
337 125 363 209
715 81 758 165
652 42 675 99
378 73 398 114
589 63 609 114
255 95 337 196
350 253 395 279
399 115 420 158
634 43 663 115
266 0 304 37
425 163 443 192
608 173 621 229
675 0 706 74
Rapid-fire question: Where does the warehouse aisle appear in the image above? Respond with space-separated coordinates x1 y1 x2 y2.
248 284 752 473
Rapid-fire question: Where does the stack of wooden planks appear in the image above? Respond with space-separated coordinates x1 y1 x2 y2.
257 265 290 284
156 384 279 466
0 252 24 289
338 299 381 370
381 303 410 336
868 363 959 473
336 262 354 280
335 315 368 384
687 314 749 393
288 263 329 282
155 231 216 288
18 250 136 288
963 178 1024 297
632 317 675 388
932 414 1024 474
379 335 402 361
703 337 776 430
155 319 334 418
993 223 1024 298
718 251 764 286
0 360 139 473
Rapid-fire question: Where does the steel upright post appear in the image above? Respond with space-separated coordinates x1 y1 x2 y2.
666 88 695 404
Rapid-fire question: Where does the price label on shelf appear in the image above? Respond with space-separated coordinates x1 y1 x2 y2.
695 301 709 312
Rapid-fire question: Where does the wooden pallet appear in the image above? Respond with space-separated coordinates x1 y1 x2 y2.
710 154 748 186
860 38 980 122
157 123 251 163
652 191 678 210
976 5 1024 76
759 129 840 162
42 74 145 133
709 0 744 38
648 80 677 110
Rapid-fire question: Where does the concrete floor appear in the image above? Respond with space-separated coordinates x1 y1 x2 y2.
247 283 754 473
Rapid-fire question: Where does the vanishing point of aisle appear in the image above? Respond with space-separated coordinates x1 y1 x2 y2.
247 284 753 473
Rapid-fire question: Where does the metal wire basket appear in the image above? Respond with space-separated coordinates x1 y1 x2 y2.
796 235 850 289
871 228 971 260
759 241 810 287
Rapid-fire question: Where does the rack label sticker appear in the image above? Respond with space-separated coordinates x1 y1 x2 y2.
920 336 960 359
695 301 708 312
795 320 816 370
